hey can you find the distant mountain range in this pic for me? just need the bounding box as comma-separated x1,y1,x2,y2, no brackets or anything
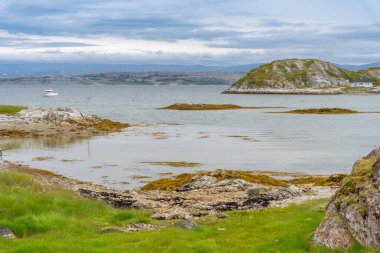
337,62,380,71
0,62,379,78
0,63,261,78
0,72,245,86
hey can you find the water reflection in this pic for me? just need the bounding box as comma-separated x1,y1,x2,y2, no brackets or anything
0,135,86,150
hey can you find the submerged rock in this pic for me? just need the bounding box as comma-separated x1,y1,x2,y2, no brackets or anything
0,227,16,239
313,147,380,249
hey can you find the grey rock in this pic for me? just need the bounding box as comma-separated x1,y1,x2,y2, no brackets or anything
215,179,251,190
172,220,198,230
216,213,229,219
131,199,162,209
364,147,380,159
0,227,15,239
177,176,217,192
313,204,352,249
247,188,260,198
78,188,135,208
151,207,192,220
101,223,161,234
314,148,380,249
269,186,301,200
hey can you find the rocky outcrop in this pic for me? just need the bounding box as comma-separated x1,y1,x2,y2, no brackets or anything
139,174,334,220
313,147,380,249
2,162,338,221
0,107,128,138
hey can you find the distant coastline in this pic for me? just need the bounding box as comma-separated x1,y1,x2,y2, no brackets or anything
223,87,380,95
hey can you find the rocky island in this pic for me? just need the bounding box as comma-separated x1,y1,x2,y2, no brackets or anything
224,59,380,94
0,106,129,138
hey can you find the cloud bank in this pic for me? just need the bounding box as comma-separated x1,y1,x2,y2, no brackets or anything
0,0,379,65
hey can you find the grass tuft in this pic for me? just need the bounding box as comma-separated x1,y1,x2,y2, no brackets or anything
289,174,346,186
0,105,26,115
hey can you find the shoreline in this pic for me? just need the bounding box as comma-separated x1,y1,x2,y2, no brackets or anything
222,88,380,95
0,161,340,220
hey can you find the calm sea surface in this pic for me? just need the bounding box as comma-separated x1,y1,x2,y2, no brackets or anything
1,83,380,189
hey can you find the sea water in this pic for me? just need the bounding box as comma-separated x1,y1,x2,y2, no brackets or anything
1,83,379,190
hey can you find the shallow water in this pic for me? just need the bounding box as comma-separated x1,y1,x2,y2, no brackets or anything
1,83,380,190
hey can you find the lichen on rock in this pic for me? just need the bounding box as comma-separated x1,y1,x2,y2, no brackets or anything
313,147,380,249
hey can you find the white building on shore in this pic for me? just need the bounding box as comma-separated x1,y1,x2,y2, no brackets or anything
349,77,373,87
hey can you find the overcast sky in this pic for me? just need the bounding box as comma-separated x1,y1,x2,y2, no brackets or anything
0,0,379,65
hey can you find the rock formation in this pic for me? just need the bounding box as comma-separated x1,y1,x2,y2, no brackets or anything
224,59,380,94
313,147,380,249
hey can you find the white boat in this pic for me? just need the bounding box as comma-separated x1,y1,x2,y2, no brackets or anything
43,89,58,96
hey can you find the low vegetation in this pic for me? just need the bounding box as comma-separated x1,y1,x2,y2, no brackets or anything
0,105,26,115
278,108,360,114
1,170,370,252
336,156,378,200
92,119,130,132
142,161,202,168
289,174,346,187
159,103,283,110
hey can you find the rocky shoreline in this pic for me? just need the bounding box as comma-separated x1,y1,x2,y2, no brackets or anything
0,161,338,221
0,107,129,138
223,87,380,95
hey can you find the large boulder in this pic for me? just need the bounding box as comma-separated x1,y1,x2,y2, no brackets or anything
313,147,380,249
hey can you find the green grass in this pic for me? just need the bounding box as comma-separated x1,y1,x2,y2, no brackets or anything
0,171,374,253
0,105,26,115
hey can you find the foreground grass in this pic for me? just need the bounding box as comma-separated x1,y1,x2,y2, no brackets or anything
0,105,26,115
0,171,372,253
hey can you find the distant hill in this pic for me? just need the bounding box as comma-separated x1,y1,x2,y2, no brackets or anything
0,63,261,77
1,61,378,77
0,72,244,86
229,59,360,90
225,59,380,94
359,67,380,86
338,62,380,71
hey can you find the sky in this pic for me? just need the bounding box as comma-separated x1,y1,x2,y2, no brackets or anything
0,0,379,65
